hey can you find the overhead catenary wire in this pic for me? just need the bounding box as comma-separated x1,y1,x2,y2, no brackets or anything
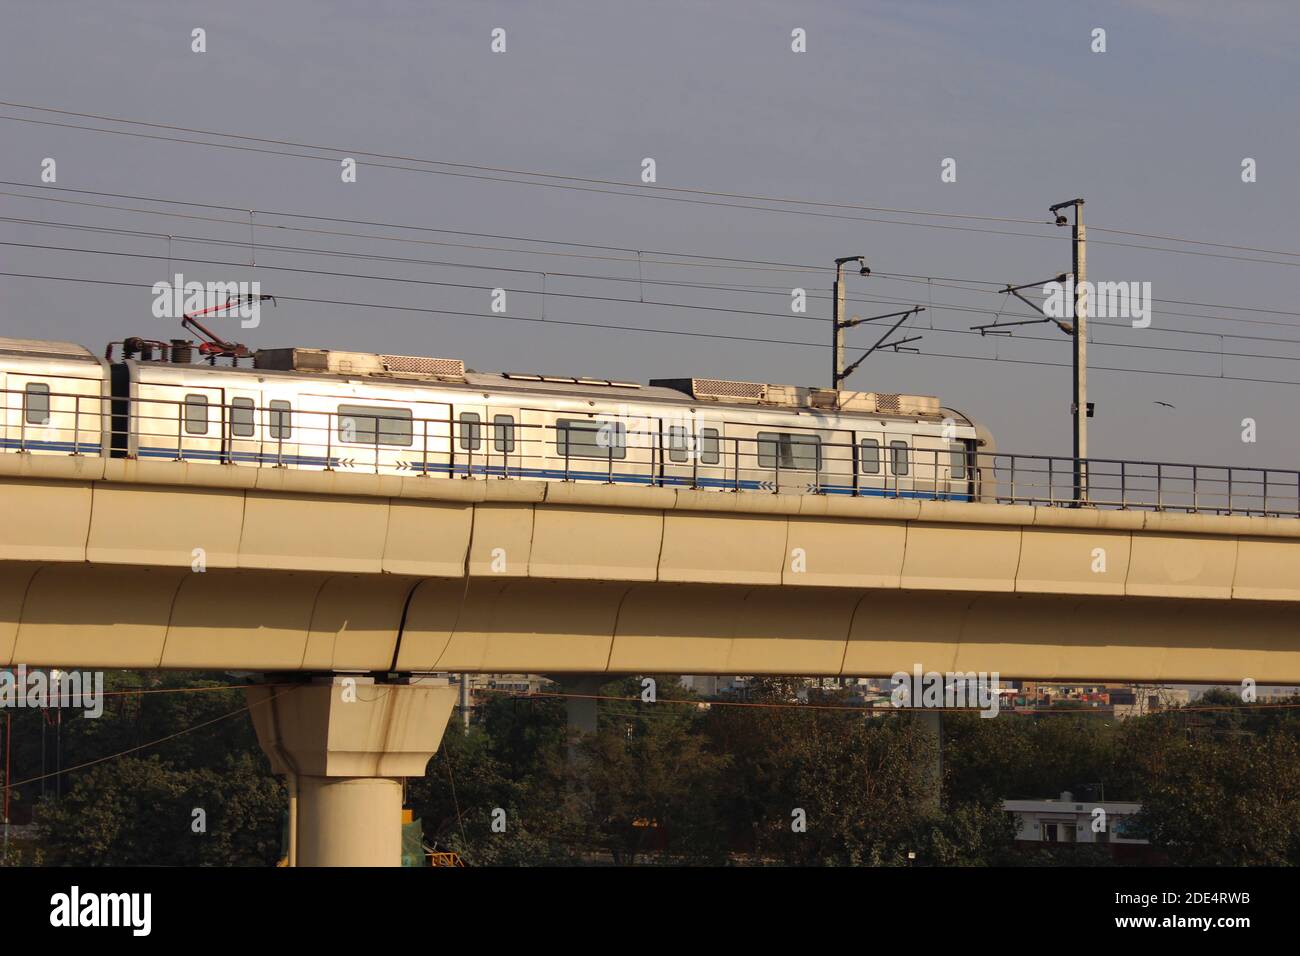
0,113,1067,240
7,183,1300,329
0,101,1052,225
10,237,1300,360
5,102,1299,267
7,268,1300,388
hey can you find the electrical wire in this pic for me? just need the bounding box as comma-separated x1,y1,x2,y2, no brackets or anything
7,184,1300,329
10,238,1300,360
6,268,1300,385
6,102,1298,267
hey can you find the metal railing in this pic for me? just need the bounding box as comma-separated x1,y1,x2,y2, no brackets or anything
2,384,1298,517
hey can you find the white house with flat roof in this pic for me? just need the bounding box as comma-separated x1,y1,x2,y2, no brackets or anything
1004,792,1147,847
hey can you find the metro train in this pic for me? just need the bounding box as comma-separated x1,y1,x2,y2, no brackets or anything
0,335,994,499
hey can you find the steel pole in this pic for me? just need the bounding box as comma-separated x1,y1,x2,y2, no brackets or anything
1072,201,1088,504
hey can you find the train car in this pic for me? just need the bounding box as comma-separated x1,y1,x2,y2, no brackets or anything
0,337,109,456
111,343,993,500
0,336,995,501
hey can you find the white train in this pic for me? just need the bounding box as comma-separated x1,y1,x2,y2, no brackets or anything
0,336,993,500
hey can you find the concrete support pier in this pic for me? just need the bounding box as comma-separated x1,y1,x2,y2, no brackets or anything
915,711,944,812
247,677,457,867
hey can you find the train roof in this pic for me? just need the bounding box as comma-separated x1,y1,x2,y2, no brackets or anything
97,339,968,423
243,346,948,419
0,336,100,362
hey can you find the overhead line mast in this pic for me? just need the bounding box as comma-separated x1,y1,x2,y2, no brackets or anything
1049,198,1087,505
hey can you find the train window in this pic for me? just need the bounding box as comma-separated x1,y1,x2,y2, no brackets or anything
889,440,909,476
859,438,881,474
699,427,720,465
493,414,516,453
459,412,482,451
269,400,292,440
667,426,690,463
230,398,255,437
337,404,413,447
555,418,627,459
23,383,50,425
949,444,967,480
757,431,821,471
184,394,209,435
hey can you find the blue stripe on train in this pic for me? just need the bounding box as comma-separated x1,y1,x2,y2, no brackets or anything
137,447,335,468
132,446,971,501
0,438,102,454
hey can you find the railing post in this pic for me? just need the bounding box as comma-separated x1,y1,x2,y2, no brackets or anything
733,437,740,492
422,418,429,477
325,411,332,470
1227,468,1233,514
852,439,860,497
1156,462,1163,510
1121,461,1127,509
1047,457,1053,507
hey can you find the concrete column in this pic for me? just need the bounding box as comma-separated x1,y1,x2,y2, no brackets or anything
564,676,603,736
247,677,457,867
915,710,943,812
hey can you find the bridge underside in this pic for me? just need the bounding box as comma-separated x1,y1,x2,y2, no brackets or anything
4,564,1298,682
5,457,1300,683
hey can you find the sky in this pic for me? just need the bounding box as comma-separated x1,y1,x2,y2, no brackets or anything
3,0,1300,469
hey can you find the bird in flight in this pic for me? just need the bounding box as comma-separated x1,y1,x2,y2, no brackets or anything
1153,401,1175,409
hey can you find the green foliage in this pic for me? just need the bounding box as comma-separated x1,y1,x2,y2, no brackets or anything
16,672,281,866
12,671,1300,867
1132,731,1300,865
38,753,283,866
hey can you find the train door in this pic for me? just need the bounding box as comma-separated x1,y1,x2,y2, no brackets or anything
225,385,263,465
855,425,886,497
883,427,915,498
819,426,856,493
450,402,487,477
658,412,701,488
330,395,421,475
486,406,523,478
259,391,301,468
173,383,225,462
754,425,825,494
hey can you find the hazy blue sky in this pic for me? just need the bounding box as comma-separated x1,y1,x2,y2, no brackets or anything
3,0,1299,466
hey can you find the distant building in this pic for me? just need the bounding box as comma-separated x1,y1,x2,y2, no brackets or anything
678,676,749,696
473,674,552,694
1004,791,1153,862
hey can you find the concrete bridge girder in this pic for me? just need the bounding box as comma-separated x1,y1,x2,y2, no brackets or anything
4,456,1300,681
